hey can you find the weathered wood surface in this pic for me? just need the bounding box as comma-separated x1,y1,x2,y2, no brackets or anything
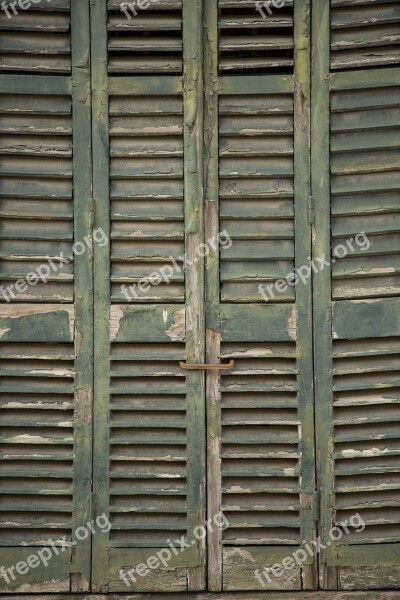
4,592,400,600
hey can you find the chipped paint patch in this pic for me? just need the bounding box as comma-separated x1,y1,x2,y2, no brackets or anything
0,327,11,338
8,433,74,443
287,305,297,340
284,468,296,477
342,447,388,458
165,308,185,341
33,368,74,377
76,388,93,424
8,579,70,593
110,306,124,341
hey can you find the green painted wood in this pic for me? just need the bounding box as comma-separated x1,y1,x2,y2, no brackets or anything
293,0,317,590
221,304,297,342
70,0,93,591
330,67,400,90
0,0,92,592
90,0,207,592
183,0,206,590
204,0,223,589
109,76,182,96
314,1,400,592
311,0,336,590
0,306,74,342
0,74,71,94
90,0,111,592
220,75,294,95
333,298,400,340
109,305,185,343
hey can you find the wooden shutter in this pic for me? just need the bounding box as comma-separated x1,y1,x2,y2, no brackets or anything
330,0,400,69
204,0,316,591
313,0,400,590
91,0,206,592
0,0,93,593
218,0,294,72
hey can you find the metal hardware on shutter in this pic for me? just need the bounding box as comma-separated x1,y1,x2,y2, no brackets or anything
179,360,235,370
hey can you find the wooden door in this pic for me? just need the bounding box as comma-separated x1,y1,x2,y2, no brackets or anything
89,0,318,592
204,0,317,591
1,0,400,594
91,0,207,591
0,0,93,592
313,0,400,591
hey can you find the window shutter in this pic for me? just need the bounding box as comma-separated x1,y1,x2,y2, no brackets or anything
0,0,93,593
204,0,316,591
0,0,71,73
107,0,183,74
330,0,400,69
218,0,294,72
313,0,400,590
91,0,206,592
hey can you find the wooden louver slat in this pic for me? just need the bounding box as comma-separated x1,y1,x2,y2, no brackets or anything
0,1,71,73
110,93,185,302
109,330,189,548
330,70,400,300
219,89,295,303
107,0,183,74
0,1,92,592
314,0,400,585
218,0,294,74
330,0,400,69
0,91,74,302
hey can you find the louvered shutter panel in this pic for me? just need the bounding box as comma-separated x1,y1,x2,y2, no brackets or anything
330,0,400,69
0,0,71,73
91,0,206,592
0,0,93,593
204,0,316,591
314,0,400,590
218,0,294,72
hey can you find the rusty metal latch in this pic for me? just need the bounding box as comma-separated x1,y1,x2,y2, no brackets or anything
179,360,235,371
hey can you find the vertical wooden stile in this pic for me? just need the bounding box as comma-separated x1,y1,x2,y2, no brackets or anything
71,0,93,590
183,0,207,590
204,0,223,591
91,0,110,591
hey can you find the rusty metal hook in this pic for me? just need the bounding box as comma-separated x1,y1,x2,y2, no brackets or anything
179,360,235,371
